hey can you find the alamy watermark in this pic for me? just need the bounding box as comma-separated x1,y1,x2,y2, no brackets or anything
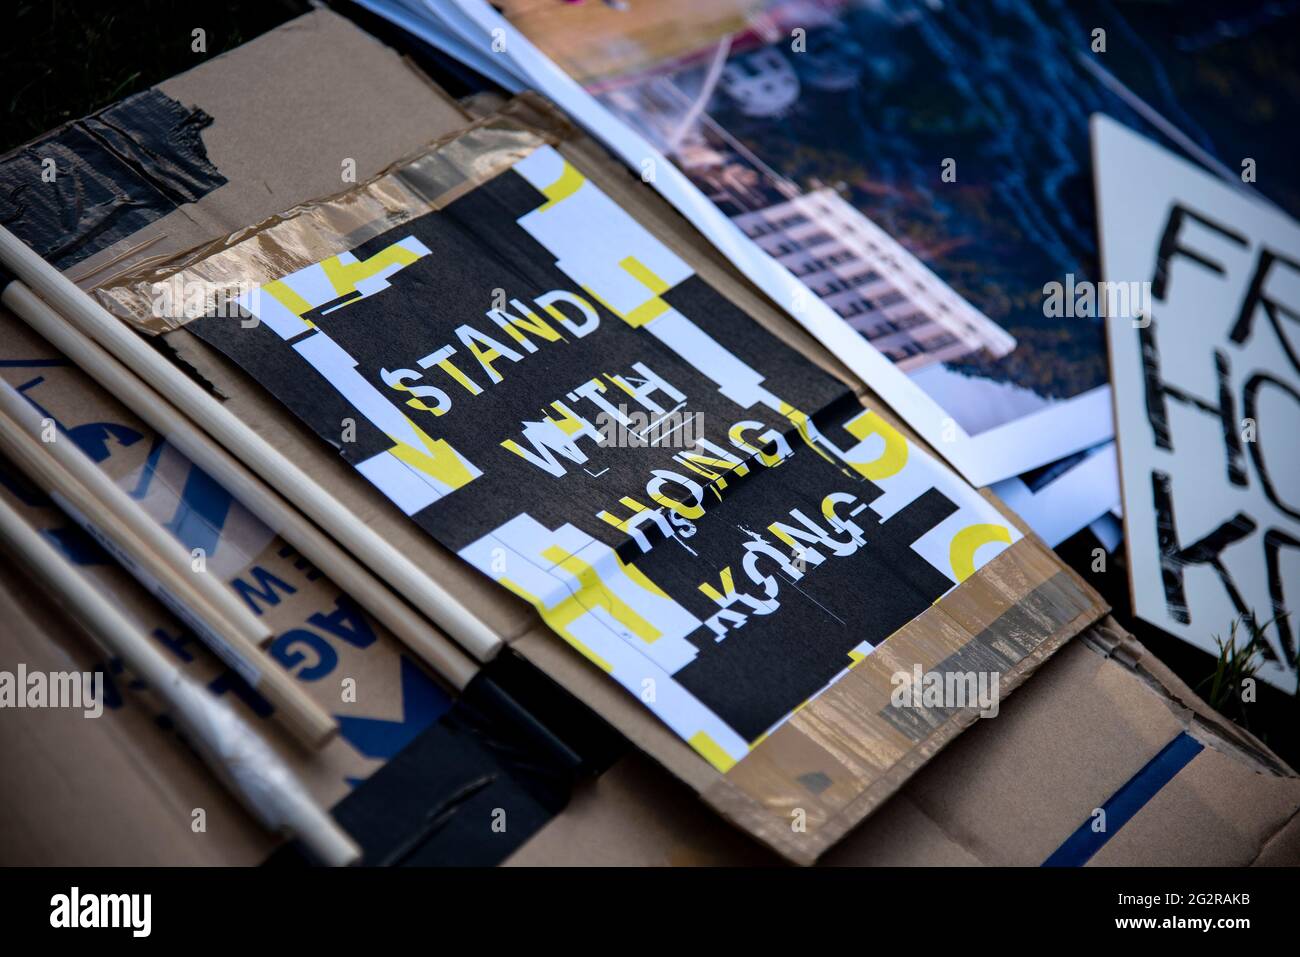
890,664,1000,717
596,405,703,449
150,277,262,325
0,665,104,718
50,887,151,937
1043,273,1152,325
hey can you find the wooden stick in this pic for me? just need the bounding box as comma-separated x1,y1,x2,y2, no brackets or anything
0,378,273,650
3,281,478,691
0,493,361,866
0,388,337,750
0,226,502,663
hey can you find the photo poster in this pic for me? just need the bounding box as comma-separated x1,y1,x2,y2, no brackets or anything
1096,116,1300,692
429,0,1299,493
187,145,1023,772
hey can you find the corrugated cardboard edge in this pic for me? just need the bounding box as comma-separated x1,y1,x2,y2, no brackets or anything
1084,619,1295,776
1254,806,1300,865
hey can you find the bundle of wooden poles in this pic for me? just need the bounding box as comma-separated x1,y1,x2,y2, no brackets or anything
0,224,497,865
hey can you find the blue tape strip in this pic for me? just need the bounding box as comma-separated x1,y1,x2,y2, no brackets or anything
1043,731,1204,867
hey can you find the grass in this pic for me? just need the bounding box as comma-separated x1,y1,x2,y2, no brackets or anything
1199,614,1295,736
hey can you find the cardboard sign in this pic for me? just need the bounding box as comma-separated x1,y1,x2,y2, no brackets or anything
181,145,1026,771
78,13,1104,858
1096,115,1300,690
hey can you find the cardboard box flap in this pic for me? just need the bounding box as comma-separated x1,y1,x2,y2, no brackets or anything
507,622,1300,866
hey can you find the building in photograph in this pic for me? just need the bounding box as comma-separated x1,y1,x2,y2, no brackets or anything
730,188,1016,370
605,78,1016,372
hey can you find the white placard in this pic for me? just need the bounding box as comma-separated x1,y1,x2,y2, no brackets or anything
1096,115,1300,691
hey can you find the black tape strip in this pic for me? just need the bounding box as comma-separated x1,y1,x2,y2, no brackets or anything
266,651,625,867
460,644,626,776
0,89,227,269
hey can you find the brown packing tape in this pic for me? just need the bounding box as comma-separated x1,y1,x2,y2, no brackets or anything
76,79,1108,860
94,120,553,330
896,629,1185,863
707,539,1100,862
